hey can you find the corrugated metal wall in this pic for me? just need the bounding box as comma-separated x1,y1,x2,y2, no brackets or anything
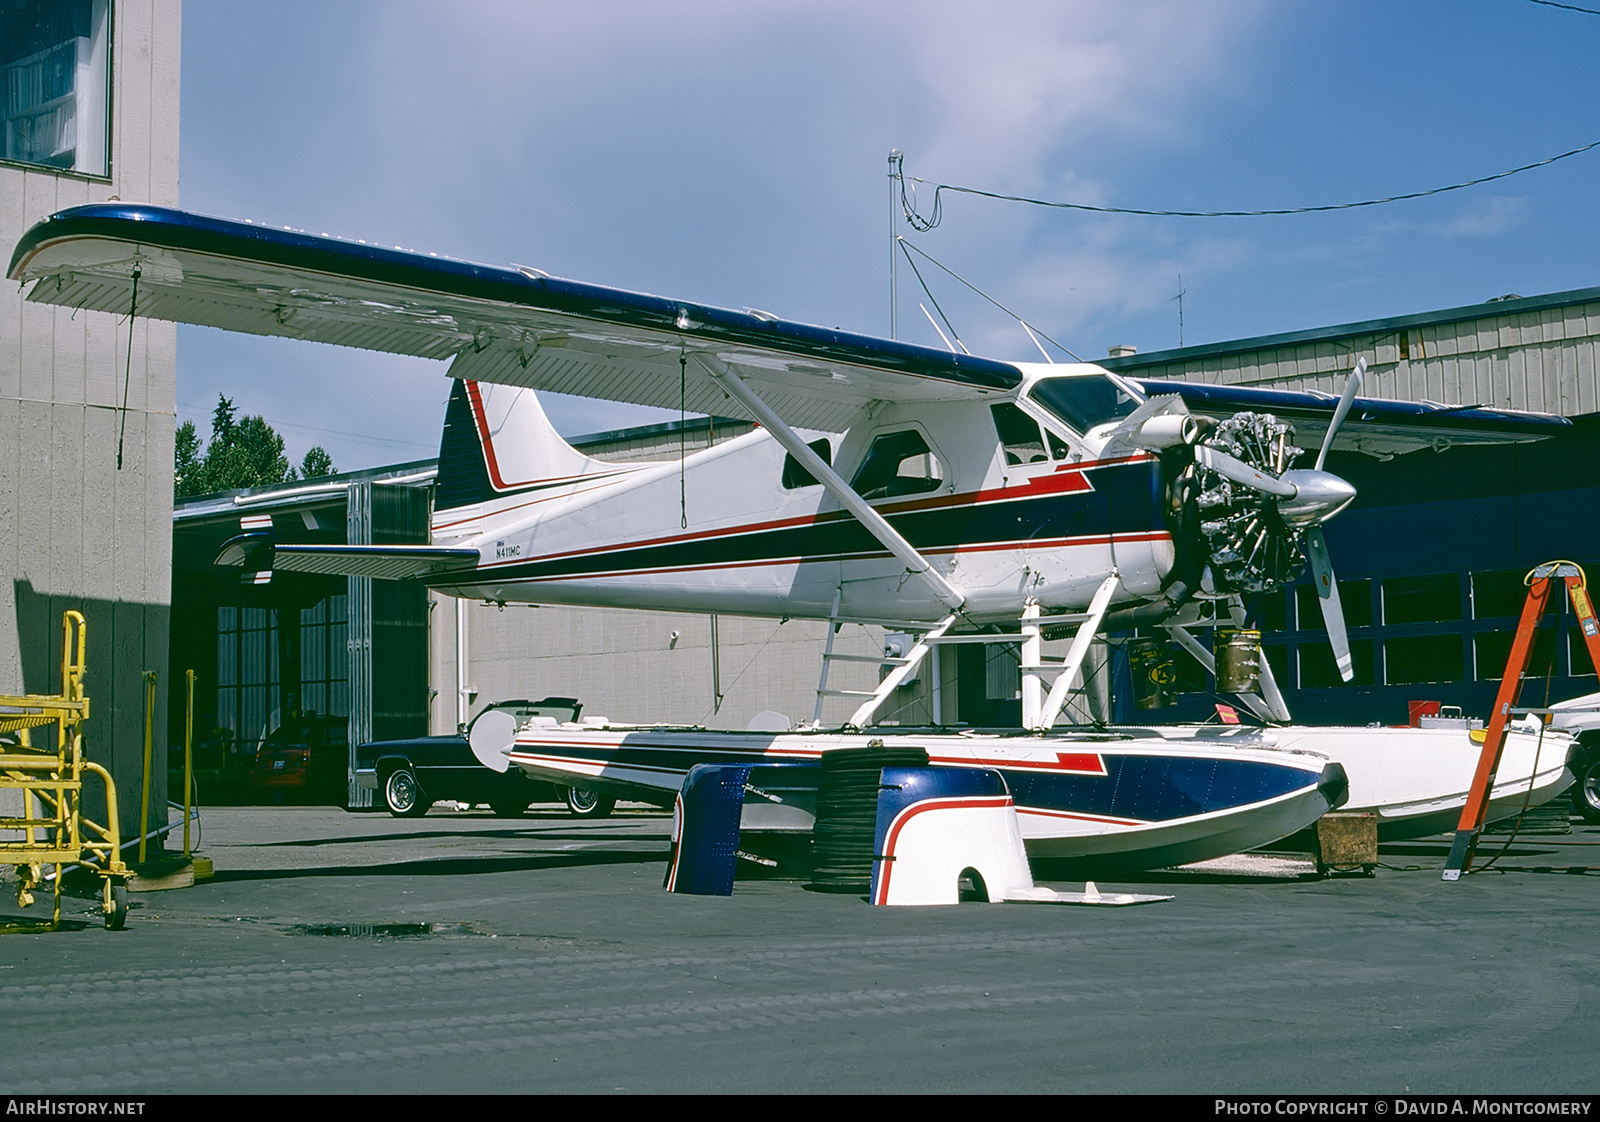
1116,298,1600,417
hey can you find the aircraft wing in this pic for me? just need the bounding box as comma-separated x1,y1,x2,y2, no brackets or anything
1132,378,1571,457
7,204,1021,433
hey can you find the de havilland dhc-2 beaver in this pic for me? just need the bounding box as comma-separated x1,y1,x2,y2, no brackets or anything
7,204,1580,869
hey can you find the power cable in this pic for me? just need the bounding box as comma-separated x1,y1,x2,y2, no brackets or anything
897,139,1600,227
1525,0,1600,15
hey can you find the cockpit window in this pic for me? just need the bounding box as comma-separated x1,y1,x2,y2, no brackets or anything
1027,375,1142,434
991,403,1051,466
851,429,943,501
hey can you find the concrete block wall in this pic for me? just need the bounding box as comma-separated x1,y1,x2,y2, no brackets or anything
430,595,888,734
0,0,181,840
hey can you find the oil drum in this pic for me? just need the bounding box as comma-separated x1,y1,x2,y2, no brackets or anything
1214,629,1262,694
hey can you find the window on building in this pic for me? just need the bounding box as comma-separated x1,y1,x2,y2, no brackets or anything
1475,628,1559,681
0,0,109,176
1471,569,1533,619
298,594,349,720
1567,629,1599,679
1263,644,1288,690
1253,590,1289,633
217,605,278,755
1296,578,1373,629
216,594,348,756
1298,639,1374,688
1382,574,1462,625
850,429,944,501
1385,634,1464,685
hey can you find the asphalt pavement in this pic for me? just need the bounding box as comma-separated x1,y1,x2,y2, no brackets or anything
1,803,1597,1095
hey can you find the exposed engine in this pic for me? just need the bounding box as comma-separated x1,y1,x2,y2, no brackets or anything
1186,412,1306,593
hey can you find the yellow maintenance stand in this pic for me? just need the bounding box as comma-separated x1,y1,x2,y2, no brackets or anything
0,611,130,930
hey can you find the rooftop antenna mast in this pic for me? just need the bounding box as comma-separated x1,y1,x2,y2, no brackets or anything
1174,272,1186,348
888,150,903,339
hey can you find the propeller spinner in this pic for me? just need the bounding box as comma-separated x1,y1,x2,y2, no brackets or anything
1187,360,1365,682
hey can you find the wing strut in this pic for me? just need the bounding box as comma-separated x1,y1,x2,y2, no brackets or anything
691,353,966,613
1032,575,1121,731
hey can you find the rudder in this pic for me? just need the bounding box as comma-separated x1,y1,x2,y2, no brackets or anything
434,379,620,514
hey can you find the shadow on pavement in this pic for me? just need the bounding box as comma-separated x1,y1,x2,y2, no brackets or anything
251,825,668,848
207,848,668,883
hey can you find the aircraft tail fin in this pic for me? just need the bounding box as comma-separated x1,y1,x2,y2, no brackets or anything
434,379,628,516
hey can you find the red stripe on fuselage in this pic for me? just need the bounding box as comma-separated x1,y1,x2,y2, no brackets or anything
481,530,1172,584
470,451,1155,572
924,751,1107,776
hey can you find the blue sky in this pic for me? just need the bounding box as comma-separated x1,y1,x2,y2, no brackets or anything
177,0,1600,471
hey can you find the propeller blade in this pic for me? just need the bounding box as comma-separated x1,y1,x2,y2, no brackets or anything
1304,526,1353,683
1315,358,1366,472
1194,445,1297,498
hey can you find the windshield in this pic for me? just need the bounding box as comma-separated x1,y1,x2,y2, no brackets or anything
1026,375,1142,434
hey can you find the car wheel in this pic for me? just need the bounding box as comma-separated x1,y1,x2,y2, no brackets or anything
564,786,616,818
384,767,430,818
1576,756,1600,825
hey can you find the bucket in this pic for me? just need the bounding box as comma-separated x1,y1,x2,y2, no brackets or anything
1215,629,1261,694
1128,638,1176,709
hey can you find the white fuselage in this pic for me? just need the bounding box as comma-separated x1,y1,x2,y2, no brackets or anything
430,374,1179,624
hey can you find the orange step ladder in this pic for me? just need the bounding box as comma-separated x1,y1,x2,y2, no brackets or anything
1442,561,1599,880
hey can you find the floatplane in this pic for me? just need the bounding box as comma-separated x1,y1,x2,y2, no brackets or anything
8,204,1577,869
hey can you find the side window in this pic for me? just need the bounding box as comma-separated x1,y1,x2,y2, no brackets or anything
781,438,833,490
850,429,943,501
991,402,1070,466
0,0,112,177
991,403,1049,466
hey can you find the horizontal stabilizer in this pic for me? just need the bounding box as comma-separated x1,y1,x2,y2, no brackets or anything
216,532,479,580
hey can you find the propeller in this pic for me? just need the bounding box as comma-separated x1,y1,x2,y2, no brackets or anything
1315,357,1365,472
1301,360,1363,682
1193,445,1296,498
1191,360,1365,682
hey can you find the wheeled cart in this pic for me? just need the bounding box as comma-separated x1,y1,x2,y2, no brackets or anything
1,611,130,930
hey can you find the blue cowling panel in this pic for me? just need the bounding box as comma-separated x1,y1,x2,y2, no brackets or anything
669,764,751,896
667,762,823,895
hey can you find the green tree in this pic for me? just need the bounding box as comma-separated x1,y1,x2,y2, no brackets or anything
174,394,336,498
174,419,204,496
299,445,335,479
